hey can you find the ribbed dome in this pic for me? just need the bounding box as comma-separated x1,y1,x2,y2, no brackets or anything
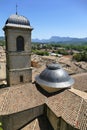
5,14,30,26
40,64,71,83
35,63,74,93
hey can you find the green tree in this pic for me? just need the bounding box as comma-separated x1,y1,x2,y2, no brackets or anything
73,52,87,62
0,122,3,130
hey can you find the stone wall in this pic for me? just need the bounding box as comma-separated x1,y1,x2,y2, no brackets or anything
2,105,44,130
5,28,31,52
46,106,79,130
46,106,60,130
1,104,80,130
5,26,32,86
7,68,32,86
60,118,78,130
8,53,31,69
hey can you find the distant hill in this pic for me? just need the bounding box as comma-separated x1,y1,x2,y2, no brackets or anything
1,36,87,44
32,36,87,44
0,36,5,40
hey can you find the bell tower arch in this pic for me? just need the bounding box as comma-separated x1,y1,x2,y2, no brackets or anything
3,14,33,86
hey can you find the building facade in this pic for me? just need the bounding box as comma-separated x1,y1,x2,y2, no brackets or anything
3,14,33,86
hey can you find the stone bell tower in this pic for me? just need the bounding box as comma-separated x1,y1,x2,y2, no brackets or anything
3,14,33,86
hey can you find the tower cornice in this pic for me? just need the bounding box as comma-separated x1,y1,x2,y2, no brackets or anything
3,24,33,31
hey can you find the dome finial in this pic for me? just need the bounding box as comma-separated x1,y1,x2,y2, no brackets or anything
16,4,18,15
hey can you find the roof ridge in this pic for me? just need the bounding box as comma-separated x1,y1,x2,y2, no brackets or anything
68,88,87,100
72,72,87,77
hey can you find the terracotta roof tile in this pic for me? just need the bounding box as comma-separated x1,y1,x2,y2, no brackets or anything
73,73,87,92
0,81,87,129
46,90,85,127
77,100,87,130
0,83,46,115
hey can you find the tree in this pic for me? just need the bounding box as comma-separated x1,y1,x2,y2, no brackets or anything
73,52,87,62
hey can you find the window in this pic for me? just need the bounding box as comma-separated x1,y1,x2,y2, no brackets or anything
20,75,23,82
16,36,24,51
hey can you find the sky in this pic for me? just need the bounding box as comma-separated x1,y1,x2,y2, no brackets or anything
0,0,87,39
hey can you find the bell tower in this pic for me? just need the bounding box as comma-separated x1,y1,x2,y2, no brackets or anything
3,14,33,86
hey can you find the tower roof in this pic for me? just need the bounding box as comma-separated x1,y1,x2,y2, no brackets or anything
5,14,30,26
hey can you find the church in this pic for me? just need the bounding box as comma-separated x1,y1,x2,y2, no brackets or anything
0,12,86,130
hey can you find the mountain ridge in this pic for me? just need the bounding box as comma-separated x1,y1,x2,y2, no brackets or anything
0,36,87,43
32,36,87,43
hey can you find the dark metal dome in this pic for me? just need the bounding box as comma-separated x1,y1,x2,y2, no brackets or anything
35,63,74,92
40,64,71,83
5,14,30,26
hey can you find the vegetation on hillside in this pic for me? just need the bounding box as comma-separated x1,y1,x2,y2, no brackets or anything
0,39,87,61
32,42,87,61
73,52,87,62
0,40,5,46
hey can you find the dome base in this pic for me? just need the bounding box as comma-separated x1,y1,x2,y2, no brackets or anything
38,83,62,93
35,63,74,93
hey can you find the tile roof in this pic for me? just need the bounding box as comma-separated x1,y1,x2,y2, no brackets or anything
0,83,46,115
46,89,87,129
0,75,87,129
76,100,87,130
69,88,87,100
72,73,87,92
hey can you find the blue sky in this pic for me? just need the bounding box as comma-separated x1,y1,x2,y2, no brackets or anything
0,0,87,39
